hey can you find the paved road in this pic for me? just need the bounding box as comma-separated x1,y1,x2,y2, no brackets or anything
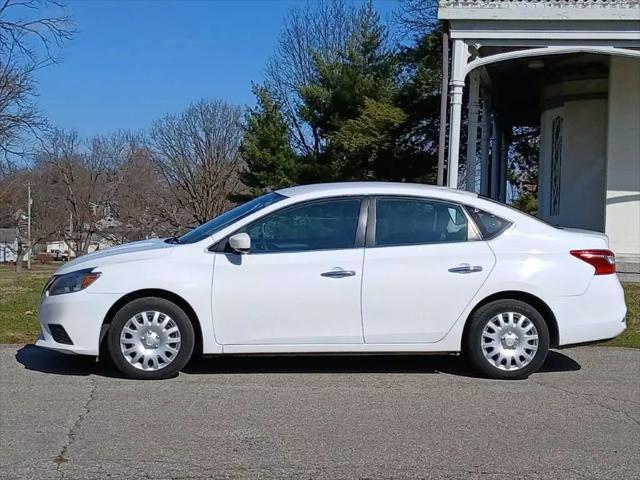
1,345,639,480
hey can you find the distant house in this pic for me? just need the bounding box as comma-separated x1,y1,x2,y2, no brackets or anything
46,234,119,258
45,240,75,259
0,228,19,263
437,0,640,273
86,234,119,253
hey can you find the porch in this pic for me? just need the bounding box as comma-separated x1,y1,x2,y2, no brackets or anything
438,0,640,271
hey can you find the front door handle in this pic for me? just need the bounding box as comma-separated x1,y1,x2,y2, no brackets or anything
448,265,483,274
321,269,356,278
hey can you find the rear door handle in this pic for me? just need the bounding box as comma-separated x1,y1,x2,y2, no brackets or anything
448,265,483,274
321,269,356,278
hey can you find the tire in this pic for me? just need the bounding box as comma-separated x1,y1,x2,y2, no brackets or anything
465,299,549,380
107,297,195,380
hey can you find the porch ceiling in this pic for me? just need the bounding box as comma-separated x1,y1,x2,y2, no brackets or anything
484,53,610,127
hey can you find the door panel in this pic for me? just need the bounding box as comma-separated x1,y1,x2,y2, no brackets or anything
361,196,496,343
211,197,366,345
212,249,364,344
362,242,495,343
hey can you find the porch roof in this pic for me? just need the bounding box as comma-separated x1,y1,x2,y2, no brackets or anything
439,0,640,21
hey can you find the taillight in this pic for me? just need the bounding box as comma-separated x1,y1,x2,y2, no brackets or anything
570,249,616,275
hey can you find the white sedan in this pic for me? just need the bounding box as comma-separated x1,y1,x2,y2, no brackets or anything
36,182,627,380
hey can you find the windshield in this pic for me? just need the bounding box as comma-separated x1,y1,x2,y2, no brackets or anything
174,192,286,244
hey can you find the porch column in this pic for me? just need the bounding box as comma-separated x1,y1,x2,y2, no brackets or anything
437,31,449,187
498,128,511,203
446,39,469,188
465,71,480,192
490,118,501,200
479,91,492,196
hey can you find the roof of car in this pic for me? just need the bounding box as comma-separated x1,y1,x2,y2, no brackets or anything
277,182,479,201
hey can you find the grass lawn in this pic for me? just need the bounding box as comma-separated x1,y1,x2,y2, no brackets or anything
605,282,640,348
0,264,57,344
1,262,639,347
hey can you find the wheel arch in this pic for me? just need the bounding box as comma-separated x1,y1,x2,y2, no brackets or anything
100,289,203,356
462,291,559,348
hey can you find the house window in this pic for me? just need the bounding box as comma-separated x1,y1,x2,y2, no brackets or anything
550,116,563,216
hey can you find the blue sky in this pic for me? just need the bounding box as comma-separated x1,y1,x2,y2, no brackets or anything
35,0,400,138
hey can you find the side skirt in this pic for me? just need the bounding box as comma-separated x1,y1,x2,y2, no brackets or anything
220,344,461,355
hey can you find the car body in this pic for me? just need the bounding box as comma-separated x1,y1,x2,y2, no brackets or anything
35,182,627,379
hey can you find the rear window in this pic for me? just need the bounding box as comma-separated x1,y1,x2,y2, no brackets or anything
467,207,512,240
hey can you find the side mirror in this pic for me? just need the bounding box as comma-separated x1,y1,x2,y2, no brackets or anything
228,232,251,254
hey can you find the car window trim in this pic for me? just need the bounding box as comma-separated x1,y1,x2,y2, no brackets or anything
365,195,481,248
211,195,368,254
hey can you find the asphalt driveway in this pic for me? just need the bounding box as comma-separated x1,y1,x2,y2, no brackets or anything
1,344,638,480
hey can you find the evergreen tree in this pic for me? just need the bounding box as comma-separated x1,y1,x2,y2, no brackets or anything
388,28,443,183
298,1,403,180
239,86,300,198
240,1,445,193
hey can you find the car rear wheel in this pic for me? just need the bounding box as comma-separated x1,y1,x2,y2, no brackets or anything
107,297,195,380
466,299,550,380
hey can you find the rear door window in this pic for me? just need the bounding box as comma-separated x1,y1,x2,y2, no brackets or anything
374,198,468,247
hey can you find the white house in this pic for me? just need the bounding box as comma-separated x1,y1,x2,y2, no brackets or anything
0,228,18,263
438,0,640,274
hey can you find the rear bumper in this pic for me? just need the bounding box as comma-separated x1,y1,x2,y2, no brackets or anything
35,291,121,356
550,274,627,347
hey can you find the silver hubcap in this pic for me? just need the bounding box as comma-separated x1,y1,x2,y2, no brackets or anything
481,312,539,371
120,311,181,371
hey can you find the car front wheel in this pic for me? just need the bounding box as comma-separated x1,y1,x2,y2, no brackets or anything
466,299,550,380
107,297,195,380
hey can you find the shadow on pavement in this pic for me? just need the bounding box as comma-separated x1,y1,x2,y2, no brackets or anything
15,344,123,378
15,344,581,379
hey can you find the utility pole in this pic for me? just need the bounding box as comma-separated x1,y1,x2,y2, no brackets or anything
27,182,32,270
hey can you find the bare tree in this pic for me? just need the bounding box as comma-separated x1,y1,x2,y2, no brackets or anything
0,0,74,160
0,0,74,65
149,99,244,226
0,165,49,270
13,130,176,256
0,162,26,227
25,161,66,242
111,144,176,241
395,0,438,33
39,129,132,256
264,0,358,159
0,53,42,158
0,152,21,205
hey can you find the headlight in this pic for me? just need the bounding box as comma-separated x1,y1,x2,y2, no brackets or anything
46,269,101,296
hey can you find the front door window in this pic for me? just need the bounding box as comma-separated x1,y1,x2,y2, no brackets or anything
244,198,362,253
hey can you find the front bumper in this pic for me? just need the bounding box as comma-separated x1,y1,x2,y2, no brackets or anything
35,291,122,356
